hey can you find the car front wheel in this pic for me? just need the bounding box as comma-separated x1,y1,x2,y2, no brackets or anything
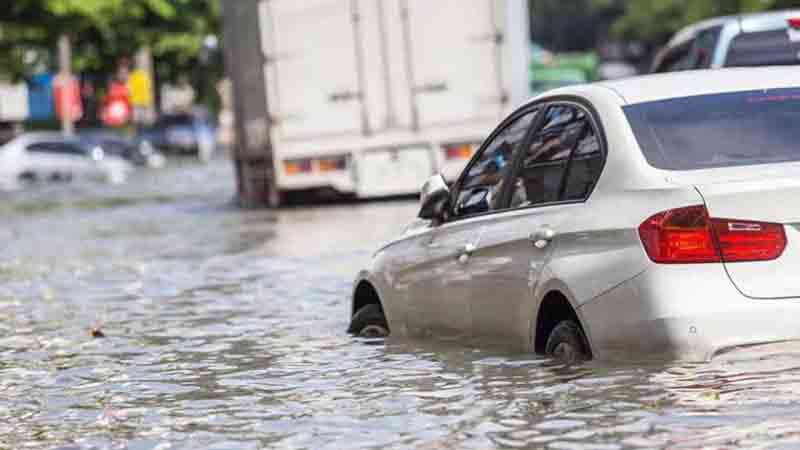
348,304,389,338
545,320,590,362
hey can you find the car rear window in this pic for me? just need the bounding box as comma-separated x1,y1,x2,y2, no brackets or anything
624,87,800,170
725,30,800,67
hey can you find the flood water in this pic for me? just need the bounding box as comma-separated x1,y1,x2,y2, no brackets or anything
3,160,800,450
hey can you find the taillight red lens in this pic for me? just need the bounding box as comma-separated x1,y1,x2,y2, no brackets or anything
712,219,786,262
638,205,786,264
788,17,800,29
639,205,719,263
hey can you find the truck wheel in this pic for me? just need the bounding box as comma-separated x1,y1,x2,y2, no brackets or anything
545,320,590,362
348,304,389,338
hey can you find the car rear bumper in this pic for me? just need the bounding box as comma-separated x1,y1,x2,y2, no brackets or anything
579,263,800,361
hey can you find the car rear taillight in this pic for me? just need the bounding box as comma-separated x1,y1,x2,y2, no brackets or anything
712,219,786,262
788,17,800,29
638,205,786,264
639,205,718,263
444,143,476,160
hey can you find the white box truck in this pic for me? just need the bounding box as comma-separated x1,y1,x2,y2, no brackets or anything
259,0,531,199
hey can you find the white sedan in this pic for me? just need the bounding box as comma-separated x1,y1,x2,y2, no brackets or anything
0,132,132,190
348,66,800,362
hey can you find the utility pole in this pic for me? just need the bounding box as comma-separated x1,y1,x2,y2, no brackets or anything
57,34,74,135
222,0,278,207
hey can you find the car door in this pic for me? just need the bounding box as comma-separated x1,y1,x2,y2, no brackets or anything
405,106,540,338
24,142,67,178
51,141,96,178
466,103,606,342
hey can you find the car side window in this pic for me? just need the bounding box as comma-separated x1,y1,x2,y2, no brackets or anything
62,143,87,156
562,117,603,201
452,109,538,217
28,142,84,156
725,30,798,67
26,143,51,153
689,27,721,69
653,41,693,73
508,104,602,209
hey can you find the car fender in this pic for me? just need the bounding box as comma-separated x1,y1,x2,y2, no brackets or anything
350,235,419,336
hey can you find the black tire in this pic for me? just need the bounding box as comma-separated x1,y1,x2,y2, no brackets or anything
347,304,389,338
545,320,591,362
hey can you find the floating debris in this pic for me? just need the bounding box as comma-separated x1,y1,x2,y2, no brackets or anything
89,327,105,338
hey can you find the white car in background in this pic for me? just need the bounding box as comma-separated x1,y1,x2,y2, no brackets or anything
652,9,800,72
349,66,800,362
0,132,133,190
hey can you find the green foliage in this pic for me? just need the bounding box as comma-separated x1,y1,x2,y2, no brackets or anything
0,0,220,88
611,0,800,43
529,0,625,51
529,0,799,60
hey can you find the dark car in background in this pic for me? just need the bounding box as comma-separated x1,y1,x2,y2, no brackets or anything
79,129,166,169
139,110,217,161
652,10,800,73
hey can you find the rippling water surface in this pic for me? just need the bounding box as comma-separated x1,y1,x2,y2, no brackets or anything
2,160,800,450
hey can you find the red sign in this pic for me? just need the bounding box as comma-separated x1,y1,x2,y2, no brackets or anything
101,81,132,127
53,74,83,122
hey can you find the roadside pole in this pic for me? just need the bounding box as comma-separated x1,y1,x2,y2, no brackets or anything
506,0,533,107
57,34,74,135
222,0,278,208
131,46,156,126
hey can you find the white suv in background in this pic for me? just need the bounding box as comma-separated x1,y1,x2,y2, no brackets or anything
652,10,800,73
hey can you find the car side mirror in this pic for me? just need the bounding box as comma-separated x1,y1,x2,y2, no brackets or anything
418,174,450,221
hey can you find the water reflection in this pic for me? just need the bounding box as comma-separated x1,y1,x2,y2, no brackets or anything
0,161,800,449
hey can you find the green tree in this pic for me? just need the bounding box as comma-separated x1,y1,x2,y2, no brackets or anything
611,0,800,44
529,0,625,51
0,0,221,105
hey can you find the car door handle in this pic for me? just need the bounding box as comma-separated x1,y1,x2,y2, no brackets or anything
529,228,556,249
458,242,476,264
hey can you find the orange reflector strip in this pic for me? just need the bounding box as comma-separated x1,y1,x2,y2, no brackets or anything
445,144,475,160
284,159,312,175
318,157,347,172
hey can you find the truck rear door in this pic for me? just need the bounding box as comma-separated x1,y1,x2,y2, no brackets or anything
401,0,507,129
260,0,367,141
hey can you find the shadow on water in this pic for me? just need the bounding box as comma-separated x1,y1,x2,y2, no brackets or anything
1,161,800,449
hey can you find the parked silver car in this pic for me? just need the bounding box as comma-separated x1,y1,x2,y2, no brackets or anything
349,66,800,362
652,9,800,73
0,132,132,190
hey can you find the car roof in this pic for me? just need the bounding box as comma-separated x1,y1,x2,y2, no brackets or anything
668,15,736,47
7,132,95,150
738,9,800,33
78,129,125,140
19,131,72,140
539,66,800,106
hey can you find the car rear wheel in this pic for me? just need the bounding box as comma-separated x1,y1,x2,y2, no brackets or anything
545,320,590,362
348,304,389,338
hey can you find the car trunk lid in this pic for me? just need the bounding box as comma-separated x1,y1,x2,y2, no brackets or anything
696,177,800,299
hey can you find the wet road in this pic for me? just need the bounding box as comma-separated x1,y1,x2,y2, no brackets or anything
2,160,800,449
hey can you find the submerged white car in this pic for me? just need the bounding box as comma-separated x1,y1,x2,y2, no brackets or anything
349,66,800,362
0,132,132,190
